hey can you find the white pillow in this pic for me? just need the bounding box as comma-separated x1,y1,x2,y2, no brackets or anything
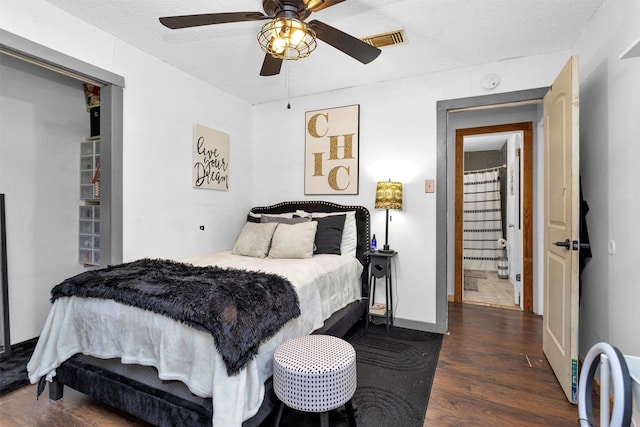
310,211,357,258
295,209,312,219
268,222,318,259
231,222,278,258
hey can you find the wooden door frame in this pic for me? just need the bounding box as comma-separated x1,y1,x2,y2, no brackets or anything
454,122,534,312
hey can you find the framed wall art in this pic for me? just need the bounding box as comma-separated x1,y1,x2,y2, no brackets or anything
192,124,230,190
305,104,359,195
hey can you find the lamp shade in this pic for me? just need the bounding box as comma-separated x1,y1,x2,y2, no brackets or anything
375,181,403,210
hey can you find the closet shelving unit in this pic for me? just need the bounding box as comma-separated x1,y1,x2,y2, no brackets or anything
78,137,100,266
79,85,101,266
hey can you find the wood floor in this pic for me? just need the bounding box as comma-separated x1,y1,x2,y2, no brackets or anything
0,303,582,426
425,302,581,426
463,270,519,309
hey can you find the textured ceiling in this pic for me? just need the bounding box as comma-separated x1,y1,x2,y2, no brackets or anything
43,0,603,105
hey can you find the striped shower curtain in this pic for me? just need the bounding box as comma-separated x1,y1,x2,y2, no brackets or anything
463,170,504,271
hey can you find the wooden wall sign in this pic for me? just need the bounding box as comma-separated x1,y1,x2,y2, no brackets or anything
192,124,230,191
305,104,359,195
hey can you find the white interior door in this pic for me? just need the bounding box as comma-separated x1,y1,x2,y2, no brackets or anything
506,133,523,306
542,56,580,403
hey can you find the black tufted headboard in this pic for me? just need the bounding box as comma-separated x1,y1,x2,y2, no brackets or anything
250,201,371,297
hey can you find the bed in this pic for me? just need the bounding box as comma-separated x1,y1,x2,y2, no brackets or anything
27,201,370,426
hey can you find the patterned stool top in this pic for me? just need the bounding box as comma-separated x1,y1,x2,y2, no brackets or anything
273,335,357,413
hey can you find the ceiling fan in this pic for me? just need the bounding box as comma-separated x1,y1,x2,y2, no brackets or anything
159,0,381,76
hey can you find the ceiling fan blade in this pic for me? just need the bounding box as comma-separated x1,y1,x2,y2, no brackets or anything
304,0,346,12
260,54,283,76
308,20,381,64
159,12,268,29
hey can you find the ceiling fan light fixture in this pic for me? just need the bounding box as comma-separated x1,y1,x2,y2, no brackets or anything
258,17,317,60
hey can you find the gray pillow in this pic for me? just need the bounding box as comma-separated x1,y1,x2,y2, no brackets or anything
231,222,278,258
261,215,310,225
268,222,318,259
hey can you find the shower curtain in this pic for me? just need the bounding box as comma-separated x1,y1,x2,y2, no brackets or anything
463,170,504,271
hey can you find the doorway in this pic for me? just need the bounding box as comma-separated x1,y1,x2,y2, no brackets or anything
454,123,533,311
434,88,548,333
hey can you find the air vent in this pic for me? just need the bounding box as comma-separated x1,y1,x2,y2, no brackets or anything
361,30,406,48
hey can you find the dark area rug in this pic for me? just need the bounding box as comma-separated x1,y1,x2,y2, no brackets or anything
262,323,443,427
0,338,37,397
2,325,443,427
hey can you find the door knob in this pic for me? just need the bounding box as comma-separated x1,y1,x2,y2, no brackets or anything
554,239,571,250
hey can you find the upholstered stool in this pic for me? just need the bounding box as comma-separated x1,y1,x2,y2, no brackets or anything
273,335,357,427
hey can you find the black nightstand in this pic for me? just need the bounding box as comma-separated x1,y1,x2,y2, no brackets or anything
365,251,397,332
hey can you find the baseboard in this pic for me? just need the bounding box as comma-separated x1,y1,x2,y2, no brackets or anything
0,337,38,362
393,317,444,334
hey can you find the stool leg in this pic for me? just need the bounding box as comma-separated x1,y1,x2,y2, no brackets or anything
320,411,330,427
345,400,357,426
273,402,285,427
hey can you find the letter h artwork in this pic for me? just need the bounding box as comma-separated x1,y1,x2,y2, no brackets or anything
304,105,360,195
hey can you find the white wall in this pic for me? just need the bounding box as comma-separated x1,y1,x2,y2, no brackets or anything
572,0,640,357
114,40,255,262
253,52,568,328
0,54,89,344
1,0,254,342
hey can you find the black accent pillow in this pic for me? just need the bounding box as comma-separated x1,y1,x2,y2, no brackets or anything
313,214,346,255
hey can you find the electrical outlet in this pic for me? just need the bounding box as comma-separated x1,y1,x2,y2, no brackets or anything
425,179,435,193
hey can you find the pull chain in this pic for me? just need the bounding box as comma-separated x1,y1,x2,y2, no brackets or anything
286,61,291,109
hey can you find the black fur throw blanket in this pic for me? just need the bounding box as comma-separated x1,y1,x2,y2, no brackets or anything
51,258,301,375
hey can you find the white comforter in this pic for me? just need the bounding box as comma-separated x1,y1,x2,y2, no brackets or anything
27,251,363,426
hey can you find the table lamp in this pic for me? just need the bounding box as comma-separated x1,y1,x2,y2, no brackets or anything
374,180,402,253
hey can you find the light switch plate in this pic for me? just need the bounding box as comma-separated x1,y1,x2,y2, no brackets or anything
425,179,434,193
